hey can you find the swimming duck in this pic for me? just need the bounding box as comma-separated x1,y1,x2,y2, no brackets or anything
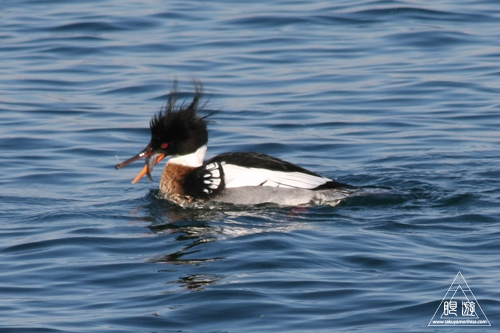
116,82,350,206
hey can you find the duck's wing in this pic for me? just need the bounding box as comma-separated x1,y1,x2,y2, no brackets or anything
206,152,345,190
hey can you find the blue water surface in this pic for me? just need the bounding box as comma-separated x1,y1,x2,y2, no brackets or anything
1,0,500,332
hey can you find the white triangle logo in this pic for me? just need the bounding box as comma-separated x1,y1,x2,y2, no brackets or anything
429,271,490,326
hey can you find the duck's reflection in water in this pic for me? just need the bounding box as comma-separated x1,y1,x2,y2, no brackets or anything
139,190,315,290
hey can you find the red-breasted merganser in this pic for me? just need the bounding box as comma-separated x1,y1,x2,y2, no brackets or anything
116,82,351,206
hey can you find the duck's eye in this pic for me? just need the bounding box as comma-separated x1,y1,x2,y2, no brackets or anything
161,143,168,149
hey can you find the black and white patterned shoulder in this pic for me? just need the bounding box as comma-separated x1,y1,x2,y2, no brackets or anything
183,161,225,198
202,162,224,193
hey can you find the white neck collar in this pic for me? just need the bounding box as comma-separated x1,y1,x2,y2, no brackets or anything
167,145,207,167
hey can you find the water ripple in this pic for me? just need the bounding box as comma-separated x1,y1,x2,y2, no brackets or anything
1,0,500,331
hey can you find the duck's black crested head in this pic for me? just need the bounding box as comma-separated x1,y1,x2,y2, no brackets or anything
149,81,208,156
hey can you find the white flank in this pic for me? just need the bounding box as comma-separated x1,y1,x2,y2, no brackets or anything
168,145,207,167
222,163,330,189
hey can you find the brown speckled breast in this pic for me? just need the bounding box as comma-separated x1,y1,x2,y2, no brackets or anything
159,163,195,195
